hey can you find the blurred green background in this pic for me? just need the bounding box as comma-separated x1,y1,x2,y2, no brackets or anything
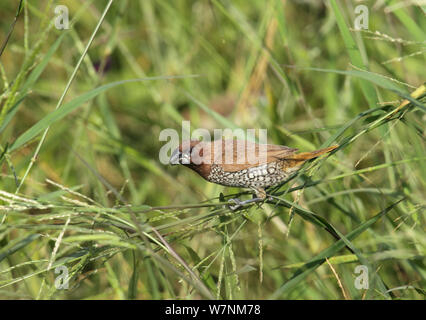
0,0,424,299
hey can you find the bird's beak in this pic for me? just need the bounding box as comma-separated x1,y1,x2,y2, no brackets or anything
169,149,181,165
170,148,191,165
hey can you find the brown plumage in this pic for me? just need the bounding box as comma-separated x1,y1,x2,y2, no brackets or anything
170,139,337,203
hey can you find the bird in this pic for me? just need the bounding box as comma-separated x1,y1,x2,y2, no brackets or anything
170,139,338,209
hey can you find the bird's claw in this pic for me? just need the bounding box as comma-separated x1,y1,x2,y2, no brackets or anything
227,197,264,211
227,198,244,211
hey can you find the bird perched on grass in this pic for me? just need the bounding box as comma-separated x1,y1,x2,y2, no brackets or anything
170,139,337,209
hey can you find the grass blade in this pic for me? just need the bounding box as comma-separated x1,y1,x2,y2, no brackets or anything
329,0,378,107
269,199,403,299
9,76,197,152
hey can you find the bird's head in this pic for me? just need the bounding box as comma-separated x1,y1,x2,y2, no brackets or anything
169,140,205,165
170,140,212,177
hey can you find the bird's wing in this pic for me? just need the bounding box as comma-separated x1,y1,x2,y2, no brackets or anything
215,140,298,172
265,144,298,159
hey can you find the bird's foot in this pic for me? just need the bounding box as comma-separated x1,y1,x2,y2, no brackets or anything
227,197,263,211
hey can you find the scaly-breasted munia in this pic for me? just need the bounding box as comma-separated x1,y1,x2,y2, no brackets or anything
170,139,337,209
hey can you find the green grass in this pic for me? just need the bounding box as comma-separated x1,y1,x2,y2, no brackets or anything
0,0,425,300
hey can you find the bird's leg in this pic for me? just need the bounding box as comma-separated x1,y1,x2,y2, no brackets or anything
227,188,266,210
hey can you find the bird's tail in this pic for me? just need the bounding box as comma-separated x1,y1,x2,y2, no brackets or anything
290,145,338,161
